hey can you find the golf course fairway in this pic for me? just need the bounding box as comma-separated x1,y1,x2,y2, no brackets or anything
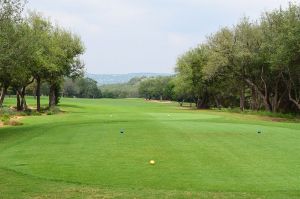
0,98,300,198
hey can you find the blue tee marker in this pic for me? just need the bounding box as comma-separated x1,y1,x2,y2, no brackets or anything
257,130,262,134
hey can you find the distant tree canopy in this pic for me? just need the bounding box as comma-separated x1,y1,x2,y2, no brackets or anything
101,76,147,98
138,76,175,100
0,0,85,111
63,77,101,99
100,76,175,100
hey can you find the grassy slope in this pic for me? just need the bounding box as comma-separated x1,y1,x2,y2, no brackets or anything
0,98,300,198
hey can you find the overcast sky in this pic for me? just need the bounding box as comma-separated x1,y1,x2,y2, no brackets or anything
26,0,296,74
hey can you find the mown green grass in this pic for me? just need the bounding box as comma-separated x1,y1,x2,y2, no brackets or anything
0,98,300,198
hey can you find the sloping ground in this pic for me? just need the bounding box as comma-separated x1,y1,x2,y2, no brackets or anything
0,98,300,198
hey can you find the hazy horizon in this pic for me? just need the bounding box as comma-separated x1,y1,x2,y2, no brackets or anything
27,0,295,74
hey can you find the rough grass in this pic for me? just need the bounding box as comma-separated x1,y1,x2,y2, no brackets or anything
0,97,300,198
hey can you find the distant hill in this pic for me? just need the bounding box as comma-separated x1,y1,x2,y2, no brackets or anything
87,73,172,85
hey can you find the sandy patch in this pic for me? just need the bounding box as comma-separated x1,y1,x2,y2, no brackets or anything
146,99,173,104
12,116,24,120
0,115,24,128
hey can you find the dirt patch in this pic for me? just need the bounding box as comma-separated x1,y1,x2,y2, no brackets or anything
270,118,289,122
0,115,24,128
146,99,173,104
12,116,24,120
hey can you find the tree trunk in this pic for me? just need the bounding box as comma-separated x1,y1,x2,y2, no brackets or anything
263,93,273,112
214,96,220,109
288,92,300,110
54,84,61,105
16,91,22,111
0,86,8,107
36,77,41,112
271,78,286,113
245,79,272,112
197,92,209,109
284,74,300,111
20,86,27,110
251,87,259,110
49,84,56,108
196,98,201,109
240,84,245,111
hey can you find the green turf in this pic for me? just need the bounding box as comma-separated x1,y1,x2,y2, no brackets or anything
0,98,300,198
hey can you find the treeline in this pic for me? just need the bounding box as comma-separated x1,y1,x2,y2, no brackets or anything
63,77,101,99
99,76,175,100
138,76,175,100
101,77,146,98
0,0,85,111
138,3,300,113
175,3,300,113
139,4,300,113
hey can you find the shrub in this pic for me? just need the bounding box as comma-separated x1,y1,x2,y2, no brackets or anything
46,107,61,115
0,114,10,123
0,107,17,116
3,120,23,126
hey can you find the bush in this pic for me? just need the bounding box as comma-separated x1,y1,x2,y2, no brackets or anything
212,108,299,120
22,109,42,116
46,107,61,115
3,120,23,126
0,107,17,116
0,114,10,123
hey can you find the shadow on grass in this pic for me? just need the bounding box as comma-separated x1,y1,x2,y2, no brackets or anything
60,104,84,109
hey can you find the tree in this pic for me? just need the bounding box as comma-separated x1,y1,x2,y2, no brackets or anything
173,3,300,113
175,45,210,109
9,22,35,110
24,13,85,110
271,4,300,110
77,78,101,98
46,27,85,107
25,13,54,111
63,77,101,99
0,0,26,107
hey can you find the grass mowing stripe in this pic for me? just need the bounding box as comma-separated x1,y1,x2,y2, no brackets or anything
0,97,300,198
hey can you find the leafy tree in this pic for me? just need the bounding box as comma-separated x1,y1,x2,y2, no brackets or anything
24,13,85,110
138,76,175,101
47,27,85,107
174,3,300,113
9,22,35,110
25,12,54,111
0,0,26,107
175,45,210,108
63,77,101,99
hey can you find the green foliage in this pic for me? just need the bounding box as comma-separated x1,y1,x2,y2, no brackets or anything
0,114,10,123
0,107,16,116
174,3,300,113
63,77,101,98
46,106,61,115
174,45,211,108
138,76,175,100
0,4,85,111
101,76,146,98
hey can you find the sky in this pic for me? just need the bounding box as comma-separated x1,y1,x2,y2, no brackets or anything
26,0,296,74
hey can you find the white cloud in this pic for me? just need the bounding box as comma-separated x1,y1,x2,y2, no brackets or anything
26,0,299,74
